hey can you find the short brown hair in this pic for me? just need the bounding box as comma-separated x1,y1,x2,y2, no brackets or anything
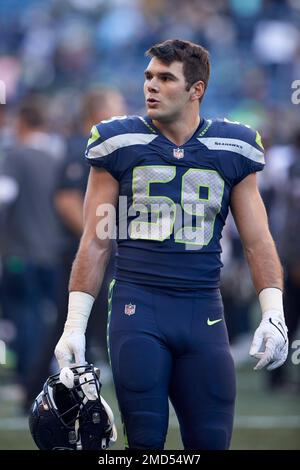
18,95,46,128
146,39,210,97
81,88,111,123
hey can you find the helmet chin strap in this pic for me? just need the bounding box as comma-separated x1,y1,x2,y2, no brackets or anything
74,396,89,450
100,396,118,444
75,417,82,450
80,372,98,400
59,367,75,388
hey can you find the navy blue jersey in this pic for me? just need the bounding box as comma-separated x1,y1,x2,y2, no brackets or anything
85,116,265,289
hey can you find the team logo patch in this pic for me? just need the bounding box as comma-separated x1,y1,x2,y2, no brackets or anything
124,303,136,316
173,148,184,159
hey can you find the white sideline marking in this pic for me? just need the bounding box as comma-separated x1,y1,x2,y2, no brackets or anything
0,416,300,431
168,415,300,429
0,418,29,430
235,416,300,429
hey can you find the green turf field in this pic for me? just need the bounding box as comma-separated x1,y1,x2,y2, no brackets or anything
0,366,299,450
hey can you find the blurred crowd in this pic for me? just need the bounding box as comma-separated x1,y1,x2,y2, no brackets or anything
0,0,300,134
0,0,299,411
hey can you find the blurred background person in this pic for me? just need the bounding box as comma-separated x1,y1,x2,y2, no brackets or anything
0,95,63,392
55,87,127,365
24,87,127,410
259,130,300,391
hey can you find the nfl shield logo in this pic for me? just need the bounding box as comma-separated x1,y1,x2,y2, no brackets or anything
124,303,136,316
173,148,184,159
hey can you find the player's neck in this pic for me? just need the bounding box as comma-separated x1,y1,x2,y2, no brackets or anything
153,113,201,147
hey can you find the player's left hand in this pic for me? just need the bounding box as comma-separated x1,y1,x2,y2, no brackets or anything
249,310,288,370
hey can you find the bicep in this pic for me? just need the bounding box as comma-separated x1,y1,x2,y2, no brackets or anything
82,167,119,242
230,173,270,248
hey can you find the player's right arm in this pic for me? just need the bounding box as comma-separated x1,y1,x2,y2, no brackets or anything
55,167,119,369
69,167,119,297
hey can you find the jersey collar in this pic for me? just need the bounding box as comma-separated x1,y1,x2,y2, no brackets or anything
143,116,207,147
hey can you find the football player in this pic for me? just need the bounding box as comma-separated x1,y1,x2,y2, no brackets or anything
55,39,288,450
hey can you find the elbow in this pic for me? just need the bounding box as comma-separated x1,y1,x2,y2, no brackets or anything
90,236,112,261
244,236,276,257
244,237,283,271
79,231,113,263
244,243,258,260
244,240,266,262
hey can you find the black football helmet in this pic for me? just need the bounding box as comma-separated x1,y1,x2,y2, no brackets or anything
29,364,117,450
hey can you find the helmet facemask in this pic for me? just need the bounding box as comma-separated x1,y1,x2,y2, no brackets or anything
29,364,117,450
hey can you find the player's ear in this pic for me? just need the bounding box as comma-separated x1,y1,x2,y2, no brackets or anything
190,80,205,102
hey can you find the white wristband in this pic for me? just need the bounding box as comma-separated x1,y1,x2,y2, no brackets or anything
259,288,284,320
64,291,95,333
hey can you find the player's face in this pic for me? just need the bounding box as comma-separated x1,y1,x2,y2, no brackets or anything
144,58,191,123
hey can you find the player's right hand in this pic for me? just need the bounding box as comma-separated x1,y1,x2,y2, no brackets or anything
54,328,86,369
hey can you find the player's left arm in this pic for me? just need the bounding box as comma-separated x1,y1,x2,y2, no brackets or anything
230,173,288,370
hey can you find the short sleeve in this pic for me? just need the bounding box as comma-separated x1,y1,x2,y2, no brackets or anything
84,124,120,180
233,127,265,185
57,137,89,192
